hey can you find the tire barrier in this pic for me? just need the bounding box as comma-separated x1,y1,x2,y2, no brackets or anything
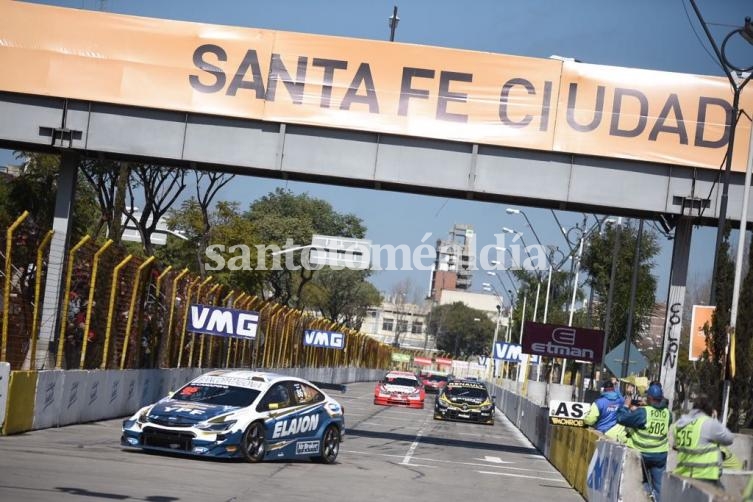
3,366,383,436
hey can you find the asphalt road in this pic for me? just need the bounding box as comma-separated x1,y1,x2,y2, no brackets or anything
0,382,582,502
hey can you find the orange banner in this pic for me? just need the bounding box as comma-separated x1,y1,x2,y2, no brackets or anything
690,305,715,361
0,0,750,171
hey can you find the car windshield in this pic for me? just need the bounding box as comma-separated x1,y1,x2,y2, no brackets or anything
446,385,488,400
172,383,261,407
383,377,418,387
427,375,448,383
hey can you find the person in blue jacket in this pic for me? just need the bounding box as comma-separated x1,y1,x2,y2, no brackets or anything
617,383,672,501
584,379,625,436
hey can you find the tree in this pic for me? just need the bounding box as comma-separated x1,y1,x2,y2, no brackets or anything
246,188,365,307
126,164,187,257
192,170,235,277
389,278,420,346
304,269,381,329
728,229,753,431
697,227,733,418
428,302,495,358
581,221,659,353
164,200,263,292
79,159,131,242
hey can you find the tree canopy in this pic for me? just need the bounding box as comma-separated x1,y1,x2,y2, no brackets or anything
428,302,496,358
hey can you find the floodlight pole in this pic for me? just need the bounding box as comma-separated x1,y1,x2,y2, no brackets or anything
621,219,644,378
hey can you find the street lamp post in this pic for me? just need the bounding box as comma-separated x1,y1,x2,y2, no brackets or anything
388,6,400,42
686,2,753,304
487,305,502,381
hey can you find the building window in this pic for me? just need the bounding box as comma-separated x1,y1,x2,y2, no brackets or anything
396,320,408,333
411,322,423,334
382,318,394,331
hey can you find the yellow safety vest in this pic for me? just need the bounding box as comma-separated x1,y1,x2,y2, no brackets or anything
673,415,722,481
631,406,670,453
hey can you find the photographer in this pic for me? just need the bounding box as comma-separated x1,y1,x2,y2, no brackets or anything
617,383,671,501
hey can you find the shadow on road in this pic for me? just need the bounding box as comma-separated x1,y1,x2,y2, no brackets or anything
346,428,538,456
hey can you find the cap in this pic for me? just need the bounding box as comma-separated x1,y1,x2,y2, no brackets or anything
601,380,615,390
647,383,663,399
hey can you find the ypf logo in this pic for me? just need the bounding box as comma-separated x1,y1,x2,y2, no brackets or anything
552,328,576,345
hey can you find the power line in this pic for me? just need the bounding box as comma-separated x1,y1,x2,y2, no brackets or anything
681,0,725,73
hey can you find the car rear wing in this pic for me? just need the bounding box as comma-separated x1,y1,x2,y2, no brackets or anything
311,381,347,394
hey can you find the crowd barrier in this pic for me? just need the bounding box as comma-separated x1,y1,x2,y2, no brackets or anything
0,362,8,433
2,366,384,435
489,378,753,501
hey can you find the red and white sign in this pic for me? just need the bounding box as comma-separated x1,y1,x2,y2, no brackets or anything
522,321,605,363
435,357,452,366
413,356,432,366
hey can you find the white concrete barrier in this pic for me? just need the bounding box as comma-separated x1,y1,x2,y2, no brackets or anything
662,473,736,502
58,370,88,426
24,365,383,433
32,369,65,429
0,362,10,433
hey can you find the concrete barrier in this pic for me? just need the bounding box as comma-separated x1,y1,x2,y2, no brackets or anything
32,369,65,429
3,370,38,434
0,362,10,433
662,473,737,502
526,380,547,405
4,365,383,435
548,383,574,403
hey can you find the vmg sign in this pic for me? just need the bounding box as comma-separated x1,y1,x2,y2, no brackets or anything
188,304,259,339
493,342,540,363
303,330,345,349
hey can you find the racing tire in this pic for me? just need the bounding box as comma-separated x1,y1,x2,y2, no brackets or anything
241,422,266,463
313,425,340,464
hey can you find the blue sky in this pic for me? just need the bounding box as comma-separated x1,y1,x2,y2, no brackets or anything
2,0,751,303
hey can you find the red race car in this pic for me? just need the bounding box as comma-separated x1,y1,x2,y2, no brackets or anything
374,371,425,409
419,371,450,394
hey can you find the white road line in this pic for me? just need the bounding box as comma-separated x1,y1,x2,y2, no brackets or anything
477,470,568,482
343,450,558,474
400,414,431,465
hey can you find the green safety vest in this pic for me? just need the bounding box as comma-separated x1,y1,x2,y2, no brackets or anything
673,415,722,481
630,406,670,453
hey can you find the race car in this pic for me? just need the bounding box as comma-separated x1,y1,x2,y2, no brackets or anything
121,370,345,463
434,379,495,425
373,371,425,408
419,370,450,394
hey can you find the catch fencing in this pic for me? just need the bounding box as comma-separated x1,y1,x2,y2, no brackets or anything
0,212,396,372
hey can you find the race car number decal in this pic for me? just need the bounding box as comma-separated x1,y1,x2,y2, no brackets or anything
296,440,320,455
272,413,320,438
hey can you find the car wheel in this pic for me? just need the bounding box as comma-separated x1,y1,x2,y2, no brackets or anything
241,422,266,463
313,425,340,464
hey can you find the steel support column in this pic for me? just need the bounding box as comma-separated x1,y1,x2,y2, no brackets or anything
35,151,79,369
659,217,693,407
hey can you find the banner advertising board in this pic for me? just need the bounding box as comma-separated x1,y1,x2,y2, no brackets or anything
522,322,605,363
1,0,751,172
548,400,591,426
303,330,345,350
188,304,259,339
689,305,715,361
493,342,540,363
413,356,432,366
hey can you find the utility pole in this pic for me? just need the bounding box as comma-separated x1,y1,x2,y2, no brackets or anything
621,220,644,378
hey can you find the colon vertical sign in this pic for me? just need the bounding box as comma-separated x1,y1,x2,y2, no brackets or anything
188,304,259,339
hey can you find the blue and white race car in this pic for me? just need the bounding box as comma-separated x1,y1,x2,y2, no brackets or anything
121,370,345,463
